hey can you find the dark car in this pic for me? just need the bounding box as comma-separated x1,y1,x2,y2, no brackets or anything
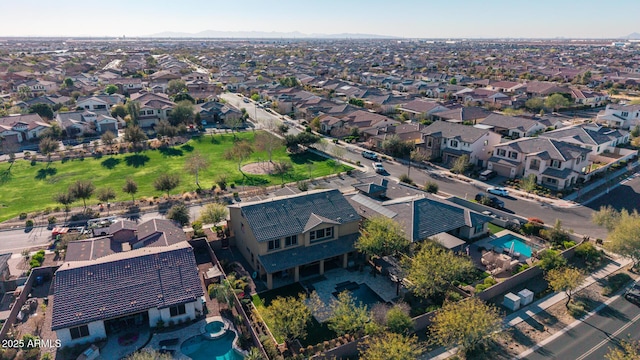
475,193,505,209
625,284,640,306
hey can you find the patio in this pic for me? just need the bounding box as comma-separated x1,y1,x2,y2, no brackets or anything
98,326,151,360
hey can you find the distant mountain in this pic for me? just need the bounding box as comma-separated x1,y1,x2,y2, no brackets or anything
146,30,398,39
621,32,640,40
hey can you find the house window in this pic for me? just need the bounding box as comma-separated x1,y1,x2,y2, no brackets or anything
70,325,90,340
426,138,432,148
310,227,333,243
474,223,484,235
450,140,458,147
621,111,629,117
169,304,186,317
285,235,298,247
551,160,561,169
268,239,281,251
544,177,558,185
529,159,540,170
509,151,517,160
497,149,506,157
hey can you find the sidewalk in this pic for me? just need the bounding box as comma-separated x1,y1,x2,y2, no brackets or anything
424,254,633,360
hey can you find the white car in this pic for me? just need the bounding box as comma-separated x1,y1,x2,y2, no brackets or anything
487,187,509,197
372,162,385,174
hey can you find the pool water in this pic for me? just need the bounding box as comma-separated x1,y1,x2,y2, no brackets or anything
205,321,224,334
490,234,534,258
181,331,244,360
333,283,384,308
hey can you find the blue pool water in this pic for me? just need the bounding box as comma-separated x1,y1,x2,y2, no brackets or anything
489,234,534,258
333,283,385,308
205,321,224,334
181,331,244,360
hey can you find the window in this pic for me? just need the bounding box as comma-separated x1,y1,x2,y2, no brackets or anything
450,140,458,147
170,304,186,317
285,235,298,247
426,138,432,148
310,227,333,243
551,160,561,169
622,111,629,117
70,325,90,340
509,151,518,159
268,239,280,251
529,159,540,170
474,223,484,234
497,149,506,157
544,177,558,185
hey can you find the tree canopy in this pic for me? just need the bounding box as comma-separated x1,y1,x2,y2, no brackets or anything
122,177,138,203
356,216,409,258
167,202,190,226
546,266,585,308
224,140,253,172
68,180,95,210
167,79,187,95
328,291,370,336
105,84,118,95
381,134,412,158
184,151,209,187
593,207,640,268
168,100,195,126
199,202,228,225
403,241,475,299
153,173,181,196
544,93,571,111
28,103,54,119
123,125,148,150
358,332,423,360
262,294,311,342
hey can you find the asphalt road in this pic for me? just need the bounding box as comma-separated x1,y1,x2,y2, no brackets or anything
587,173,640,214
522,293,640,360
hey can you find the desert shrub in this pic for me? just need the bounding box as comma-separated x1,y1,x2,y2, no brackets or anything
25,219,34,228
602,273,632,296
399,174,413,185
424,181,439,194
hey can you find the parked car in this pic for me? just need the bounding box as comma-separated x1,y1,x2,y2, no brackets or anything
372,162,385,174
479,169,496,181
243,98,250,103
475,193,505,209
362,150,379,160
487,187,509,197
625,283,640,306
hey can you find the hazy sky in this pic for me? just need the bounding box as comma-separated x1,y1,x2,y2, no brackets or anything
0,0,637,38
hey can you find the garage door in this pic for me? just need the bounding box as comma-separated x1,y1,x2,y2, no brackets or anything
490,163,513,178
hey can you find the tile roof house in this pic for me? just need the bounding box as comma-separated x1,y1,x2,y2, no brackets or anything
52,242,203,347
0,114,50,149
397,99,449,120
228,189,361,289
432,106,492,124
596,103,640,129
487,137,591,189
65,219,187,261
479,113,548,138
419,121,501,167
129,92,175,128
55,110,118,136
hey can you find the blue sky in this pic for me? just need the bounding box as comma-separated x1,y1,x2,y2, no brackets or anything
0,0,636,38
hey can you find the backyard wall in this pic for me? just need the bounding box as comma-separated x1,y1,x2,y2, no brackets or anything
0,266,58,341
313,336,368,360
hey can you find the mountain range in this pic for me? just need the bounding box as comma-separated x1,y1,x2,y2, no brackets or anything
621,32,640,40
146,30,398,39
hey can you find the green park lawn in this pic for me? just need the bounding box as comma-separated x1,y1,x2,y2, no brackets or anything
0,131,351,222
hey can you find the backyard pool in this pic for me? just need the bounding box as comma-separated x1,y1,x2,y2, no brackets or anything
333,282,385,308
489,233,535,258
180,331,244,360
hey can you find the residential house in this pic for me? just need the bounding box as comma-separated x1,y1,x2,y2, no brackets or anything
76,95,125,112
368,123,424,149
129,92,175,128
596,104,640,129
419,121,501,166
432,106,492,124
228,189,361,289
479,113,547,138
0,114,50,149
523,81,571,97
51,242,203,347
197,101,242,125
112,78,143,94
56,110,118,136
454,88,509,105
397,99,449,120
570,88,608,107
148,70,181,93
487,137,591,189
486,81,525,94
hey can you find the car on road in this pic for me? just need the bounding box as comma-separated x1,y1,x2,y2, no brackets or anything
487,187,509,197
372,162,385,174
243,98,250,103
475,193,505,209
625,283,640,306
361,150,379,160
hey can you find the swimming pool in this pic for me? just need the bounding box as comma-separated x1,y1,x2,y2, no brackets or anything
180,331,244,360
489,233,535,258
333,283,385,308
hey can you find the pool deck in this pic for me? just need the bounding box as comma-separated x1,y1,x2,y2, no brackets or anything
143,316,246,359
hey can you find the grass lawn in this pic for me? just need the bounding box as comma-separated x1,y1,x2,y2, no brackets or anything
488,223,506,234
252,283,336,346
0,132,351,222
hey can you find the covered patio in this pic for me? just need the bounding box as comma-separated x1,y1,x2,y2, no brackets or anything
257,234,358,289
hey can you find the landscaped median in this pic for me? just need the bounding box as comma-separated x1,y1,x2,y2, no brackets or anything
0,131,351,222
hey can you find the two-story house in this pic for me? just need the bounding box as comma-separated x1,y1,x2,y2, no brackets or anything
228,189,361,289
488,137,591,189
129,92,175,128
397,99,449,121
479,113,547,138
56,110,118,136
596,104,640,129
419,121,501,167
0,114,50,149
570,88,609,107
